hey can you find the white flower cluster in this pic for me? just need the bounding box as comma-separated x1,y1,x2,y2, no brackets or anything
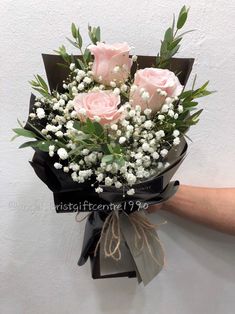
90,103,179,194
29,62,182,195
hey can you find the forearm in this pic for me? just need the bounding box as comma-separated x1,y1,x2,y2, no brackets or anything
155,185,235,235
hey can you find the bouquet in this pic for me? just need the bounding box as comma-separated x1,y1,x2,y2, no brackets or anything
13,6,213,285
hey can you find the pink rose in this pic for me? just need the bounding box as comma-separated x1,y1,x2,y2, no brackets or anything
131,68,183,113
73,90,122,125
88,42,132,86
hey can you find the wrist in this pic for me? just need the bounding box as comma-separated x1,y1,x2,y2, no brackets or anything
160,186,181,212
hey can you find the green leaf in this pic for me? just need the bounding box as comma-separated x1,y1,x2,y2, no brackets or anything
88,25,101,44
168,37,182,50
96,26,101,42
156,54,161,67
57,63,69,69
12,128,37,138
178,110,189,121
192,81,215,98
73,120,81,130
160,40,168,55
101,144,111,154
107,144,113,154
157,6,191,68
177,6,189,29
112,145,122,154
186,109,203,125
199,80,209,90
77,58,85,70
192,74,197,90
77,31,83,48
71,23,78,39
29,74,51,98
164,27,173,43
26,122,47,140
66,37,79,49
167,45,180,58
36,75,48,91
114,156,125,167
86,118,95,133
19,140,41,149
77,133,90,141
182,101,198,108
54,45,71,64
175,29,195,39
83,48,91,63
93,121,104,137
36,141,52,152
195,90,216,98
20,140,54,152
102,154,114,164
172,13,175,30
31,87,52,99
179,90,193,99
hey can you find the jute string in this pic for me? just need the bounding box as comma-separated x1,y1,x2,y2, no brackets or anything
92,210,166,266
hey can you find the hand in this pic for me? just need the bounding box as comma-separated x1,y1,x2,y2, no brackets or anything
146,185,235,235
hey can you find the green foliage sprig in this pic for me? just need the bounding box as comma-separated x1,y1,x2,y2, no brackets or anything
88,25,101,44
29,75,52,99
69,118,125,166
55,23,101,71
156,6,192,68
176,79,215,132
12,119,67,152
54,45,72,67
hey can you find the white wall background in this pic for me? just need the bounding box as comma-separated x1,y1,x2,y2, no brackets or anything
1,0,235,313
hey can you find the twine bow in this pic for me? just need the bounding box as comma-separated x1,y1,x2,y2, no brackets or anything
92,210,165,266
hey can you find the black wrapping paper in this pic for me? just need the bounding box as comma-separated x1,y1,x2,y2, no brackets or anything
27,54,193,281
42,54,194,93
30,136,187,212
30,54,193,211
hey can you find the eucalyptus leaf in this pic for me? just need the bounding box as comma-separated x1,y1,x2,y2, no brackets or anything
102,154,114,164
168,37,182,50
96,26,101,42
36,75,48,91
114,156,125,167
183,101,198,108
156,6,190,68
73,120,81,130
107,144,113,153
164,27,173,43
77,31,83,48
85,118,95,133
13,128,37,138
93,121,104,137
36,141,52,152
57,62,69,69
19,140,41,149
101,144,111,155
83,49,91,63
112,145,123,154
66,37,79,48
71,23,78,39
77,58,85,70
186,109,203,125
177,6,188,29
